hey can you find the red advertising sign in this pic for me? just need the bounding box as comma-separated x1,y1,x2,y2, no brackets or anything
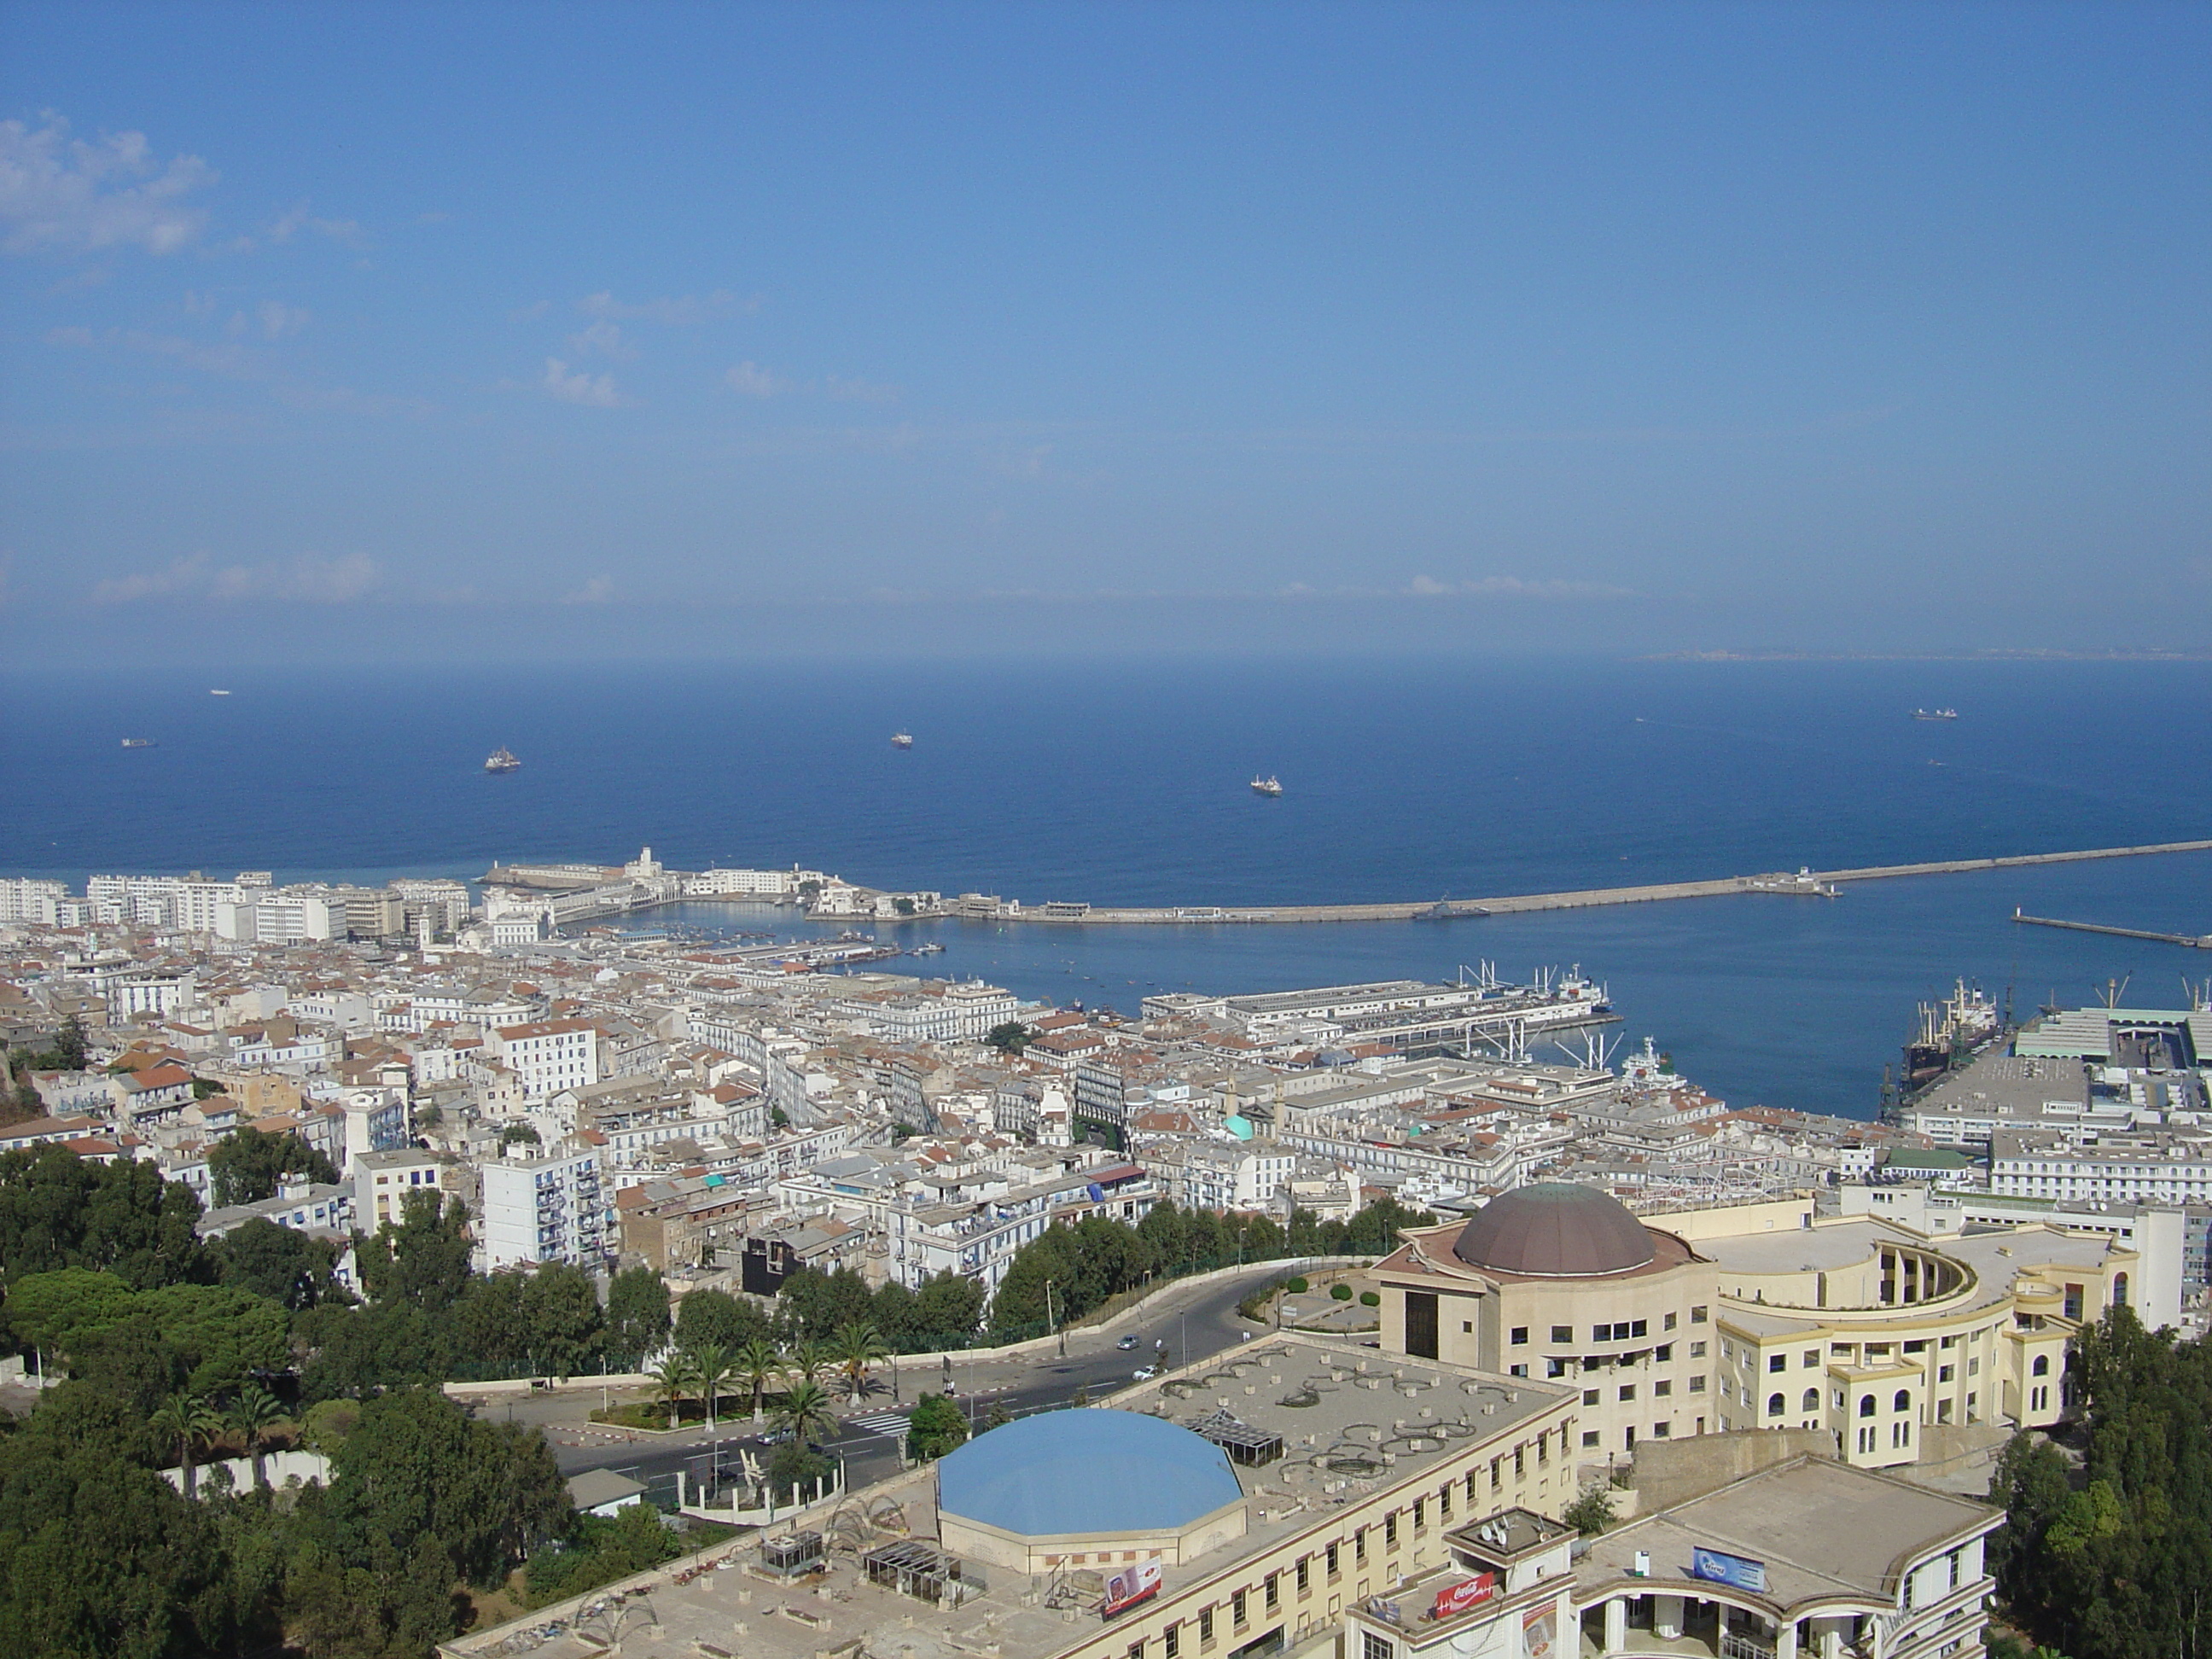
1433,1574,1499,1619
1103,1561,1164,1618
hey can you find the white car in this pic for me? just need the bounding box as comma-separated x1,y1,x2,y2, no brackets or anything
1132,1365,1158,1381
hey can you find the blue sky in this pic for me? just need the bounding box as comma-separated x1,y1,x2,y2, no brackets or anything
1,3,2205,661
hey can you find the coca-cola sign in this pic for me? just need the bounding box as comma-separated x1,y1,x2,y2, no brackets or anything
1433,1574,1499,1619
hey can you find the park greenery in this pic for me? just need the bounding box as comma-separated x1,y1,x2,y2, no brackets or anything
1988,1307,2212,1659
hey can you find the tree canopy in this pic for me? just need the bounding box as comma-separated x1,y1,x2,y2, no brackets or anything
207,1128,341,1208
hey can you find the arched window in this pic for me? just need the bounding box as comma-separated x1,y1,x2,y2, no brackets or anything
1859,1394,1876,1417
1767,1393,1785,1417
2032,1354,2049,1377
1894,1389,1912,1412
1802,1388,1820,1412
2114,1273,2128,1307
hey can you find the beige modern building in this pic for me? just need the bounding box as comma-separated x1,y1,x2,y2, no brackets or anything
1376,1182,2139,1471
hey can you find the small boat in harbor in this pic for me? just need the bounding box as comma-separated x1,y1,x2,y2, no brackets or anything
892,732,914,748
120,737,157,749
484,747,521,773
1912,707,1959,720
1249,775,1283,797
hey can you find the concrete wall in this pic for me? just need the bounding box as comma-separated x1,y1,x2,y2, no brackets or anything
1625,1427,1835,1512
161,1448,333,1497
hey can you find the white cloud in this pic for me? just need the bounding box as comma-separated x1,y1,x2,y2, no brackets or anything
265,200,366,247
562,575,615,605
825,374,899,404
0,115,215,256
568,319,635,359
91,551,381,605
540,357,626,407
724,360,783,398
256,300,310,339
1405,574,1635,600
578,288,754,324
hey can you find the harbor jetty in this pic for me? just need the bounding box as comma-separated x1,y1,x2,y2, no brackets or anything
2011,907,2212,951
1004,837,2212,925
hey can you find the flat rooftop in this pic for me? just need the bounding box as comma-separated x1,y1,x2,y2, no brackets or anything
1572,1456,1994,1607
444,1336,1573,1659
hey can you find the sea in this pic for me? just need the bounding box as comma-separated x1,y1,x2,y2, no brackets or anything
4,655,2208,1119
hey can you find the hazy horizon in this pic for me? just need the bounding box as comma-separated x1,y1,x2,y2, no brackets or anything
3,3,2207,666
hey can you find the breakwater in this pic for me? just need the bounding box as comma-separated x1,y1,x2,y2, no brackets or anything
2011,908,2212,950
1006,838,2212,925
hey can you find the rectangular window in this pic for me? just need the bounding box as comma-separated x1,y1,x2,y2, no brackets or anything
1514,1446,1525,1478
1464,1472,1477,1506
1653,1422,1671,1438
1355,1528,1367,1563
1664,1311,1679,1331
1509,1364,1528,1378
1655,1343,1673,1363
1323,1545,1336,1581
1412,1499,1425,1530
1511,1326,1528,1345
1691,1305,1708,1323
1619,1384,1636,1401
1132,1644,1145,1659
1769,1354,1786,1372
1630,1319,1648,1338
1232,1592,1246,1628
1490,1458,1502,1492
1948,1551,1961,1590
1582,1430,1601,1447
1803,1349,1819,1368
1384,1513,1398,1548
1364,1633,1395,1659
1167,1627,1181,1659
1198,1610,1213,1644
1297,1556,1311,1592
1551,1324,1574,1343
1690,1342,1707,1359
1547,1359,1568,1379
1689,1375,1706,1393
1439,1482,1452,1519
1583,1388,1600,1406
1655,1380,1672,1397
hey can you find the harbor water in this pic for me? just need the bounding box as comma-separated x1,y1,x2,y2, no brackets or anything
4,655,2208,1117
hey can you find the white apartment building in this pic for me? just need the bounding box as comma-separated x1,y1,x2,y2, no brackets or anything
1991,1126,2212,1208
89,873,263,932
1158,1137,1302,1213
353,1148,454,1231
479,1146,610,1269
833,980,1019,1044
214,892,340,944
493,1018,602,1101
108,971,198,1022
0,877,69,924
681,866,827,898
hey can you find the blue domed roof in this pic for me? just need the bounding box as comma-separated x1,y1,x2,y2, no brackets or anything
937,1409,1245,1538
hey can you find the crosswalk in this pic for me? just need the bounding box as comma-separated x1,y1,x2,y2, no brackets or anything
847,1411,912,1437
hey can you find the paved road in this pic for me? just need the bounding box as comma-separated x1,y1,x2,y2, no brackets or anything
519,1261,1332,1505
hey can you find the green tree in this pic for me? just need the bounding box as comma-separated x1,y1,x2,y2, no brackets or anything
787,1336,834,1388
985,1022,1033,1056
1563,1486,1617,1536
228,1380,287,1489
0,1144,210,1289
910,1269,986,1347
516,1261,602,1378
149,1389,224,1497
354,1188,472,1313
52,1015,88,1073
776,1265,876,1341
132,1281,291,1394
734,1337,785,1423
1,1266,139,1359
602,1265,670,1364
772,1379,839,1448
672,1285,771,1352
646,1353,692,1430
905,1392,968,1461
830,1322,889,1401
685,1342,733,1430
207,1127,341,1208
213,1215,349,1309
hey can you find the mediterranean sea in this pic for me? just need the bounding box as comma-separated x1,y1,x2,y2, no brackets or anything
4,655,2207,1119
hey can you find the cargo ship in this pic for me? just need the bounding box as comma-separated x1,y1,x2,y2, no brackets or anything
1249,775,1283,796
484,747,521,773
120,737,157,749
892,732,914,749
1912,707,1959,720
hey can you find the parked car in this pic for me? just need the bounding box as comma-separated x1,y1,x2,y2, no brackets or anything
1116,1334,1139,1350
1132,1365,1158,1381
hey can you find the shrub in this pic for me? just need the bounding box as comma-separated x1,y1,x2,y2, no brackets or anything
1359,1290,1379,1307
1284,1277,1309,1295
1330,1284,1353,1301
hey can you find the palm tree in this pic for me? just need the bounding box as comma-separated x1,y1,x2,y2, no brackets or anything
151,1391,222,1498
772,1379,840,1449
686,1342,734,1432
830,1322,889,1402
734,1338,784,1423
228,1382,286,1489
647,1352,693,1431
788,1337,834,1388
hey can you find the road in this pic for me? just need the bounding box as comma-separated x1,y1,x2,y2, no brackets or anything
513,1261,1335,1507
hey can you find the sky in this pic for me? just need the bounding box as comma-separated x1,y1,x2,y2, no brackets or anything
0,2,2206,663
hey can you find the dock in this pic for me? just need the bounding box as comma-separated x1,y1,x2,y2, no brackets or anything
1003,838,2212,925
2011,908,2212,950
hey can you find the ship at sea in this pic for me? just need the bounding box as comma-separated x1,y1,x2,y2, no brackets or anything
484,747,521,773
208,689,232,696
892,732,914,749
119,737,156,749
1249,775,1283,796
1912,707,1959,720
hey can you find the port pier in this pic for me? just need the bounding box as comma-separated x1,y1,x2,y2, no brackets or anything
2011,909,2212,950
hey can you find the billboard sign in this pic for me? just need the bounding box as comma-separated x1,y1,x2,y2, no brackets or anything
1690,1549,1768,1594
1434,1575,1499,1620
1102,1561,1163,1618
1522,1601,1557,1659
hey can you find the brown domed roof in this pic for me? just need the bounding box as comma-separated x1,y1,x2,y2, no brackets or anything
1452,1183,1656,1278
